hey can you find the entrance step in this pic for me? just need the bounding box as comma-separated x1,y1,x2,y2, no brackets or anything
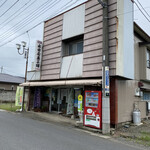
75,121,102,133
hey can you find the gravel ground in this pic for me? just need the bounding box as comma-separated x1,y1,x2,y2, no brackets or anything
113,119,150,149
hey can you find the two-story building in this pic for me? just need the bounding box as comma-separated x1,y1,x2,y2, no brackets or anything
23,0,150,129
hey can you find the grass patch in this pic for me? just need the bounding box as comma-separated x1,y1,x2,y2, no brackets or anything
0,103,22,111
138,136,150,142
140,131,150,136
135,131,150,147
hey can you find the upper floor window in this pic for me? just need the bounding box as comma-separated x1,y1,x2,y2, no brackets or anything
147,49,150,69
69,41,83,55
62,35,83,57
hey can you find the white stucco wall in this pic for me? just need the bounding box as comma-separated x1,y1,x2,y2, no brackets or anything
60,54,83,78
116,0,134,79
27,71,40,81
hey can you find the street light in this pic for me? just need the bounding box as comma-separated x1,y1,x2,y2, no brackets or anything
16,41,29,111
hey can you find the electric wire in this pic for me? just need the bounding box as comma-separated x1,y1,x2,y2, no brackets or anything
0,0,79,47
0,0,8,9
116,6,150,17
0,0,63,42
136,0,150,18
0,0,54,37
1,0,149,41
0,0,149,42
133,0,150,23
0,0,34,28
0,0,56,39
0,0,19,18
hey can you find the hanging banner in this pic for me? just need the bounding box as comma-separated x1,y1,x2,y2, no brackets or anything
15,86,24,106
34,87,41,108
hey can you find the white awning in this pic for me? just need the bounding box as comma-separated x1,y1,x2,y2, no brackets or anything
20,79,102,87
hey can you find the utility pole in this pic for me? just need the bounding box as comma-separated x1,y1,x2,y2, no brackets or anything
1,66,3,73
16,41,29,111
98,0,110,134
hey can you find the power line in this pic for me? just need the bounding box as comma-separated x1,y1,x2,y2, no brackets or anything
0,0,79,47
0,0,149,41
0,0,8,9
133,0,150,23
117,6,150,17
3,68,24,77
0,0,64,42
0,0,55,39
0,0,19,18
0,0,34,28
136,0,150,18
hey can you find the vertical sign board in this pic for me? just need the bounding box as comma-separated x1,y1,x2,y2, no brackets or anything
105,66,109,96
15,86,24,106
78,94,83,115
84,91,102,129
35,40,42,71
34,87,41,108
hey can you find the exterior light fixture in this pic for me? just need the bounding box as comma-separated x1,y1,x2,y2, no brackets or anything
16,44,21,50
16,41,29,111
21,41,27,47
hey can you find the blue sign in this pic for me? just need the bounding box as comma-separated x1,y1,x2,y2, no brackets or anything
105,67,109,96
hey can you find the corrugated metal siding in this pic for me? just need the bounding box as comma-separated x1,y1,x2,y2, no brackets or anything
83,0,117,77
41,15,63,80
108,0,117,75
83,0,103,78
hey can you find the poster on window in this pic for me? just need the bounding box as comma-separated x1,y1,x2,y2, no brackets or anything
67,89,74,115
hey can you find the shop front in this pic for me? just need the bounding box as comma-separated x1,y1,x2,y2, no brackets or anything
22,79,102,124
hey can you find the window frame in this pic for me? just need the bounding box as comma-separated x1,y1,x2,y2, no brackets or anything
62,36,84,57
147,49,150,69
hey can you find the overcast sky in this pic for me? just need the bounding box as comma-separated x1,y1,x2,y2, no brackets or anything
0,0,149,77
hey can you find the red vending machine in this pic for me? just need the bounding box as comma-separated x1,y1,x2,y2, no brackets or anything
84,91,102,129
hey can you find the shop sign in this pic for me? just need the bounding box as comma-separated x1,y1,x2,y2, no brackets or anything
78,95,83,114
15,86,24,106
105,66,109,96
78,95,83,101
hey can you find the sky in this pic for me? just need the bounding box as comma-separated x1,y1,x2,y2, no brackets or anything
0,0,149,77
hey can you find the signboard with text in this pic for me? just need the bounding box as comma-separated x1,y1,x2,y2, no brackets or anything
15,86,24,106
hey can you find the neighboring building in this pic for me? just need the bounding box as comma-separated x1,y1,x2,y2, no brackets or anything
0,73,24,102
24,0,150,129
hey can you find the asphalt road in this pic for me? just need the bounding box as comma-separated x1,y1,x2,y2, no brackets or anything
0,111,144,150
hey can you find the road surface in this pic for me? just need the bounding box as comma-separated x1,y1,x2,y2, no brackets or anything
0,110,144,150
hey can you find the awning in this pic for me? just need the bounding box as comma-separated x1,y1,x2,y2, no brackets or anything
20,79,102,87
